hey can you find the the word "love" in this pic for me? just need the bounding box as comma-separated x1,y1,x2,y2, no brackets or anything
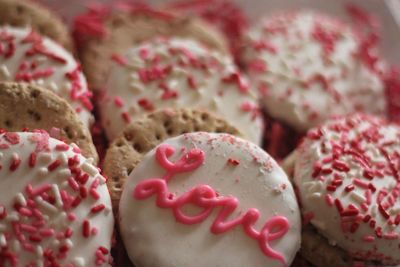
133,144,290,266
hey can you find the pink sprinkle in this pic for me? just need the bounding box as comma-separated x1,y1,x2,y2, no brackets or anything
28,184,52,197
68,213,77,222
111,53,129,66
91,204,106,214
114,96,124,107
90,188,100,200
48,159,61,171
334,199,344,212
68,177,80,191
83,220,90,238
19,207,33,216
55,143,70,151
354,178,369,189
9,154,21,171
29,152,37,168
325,194,334,206
363,235,375,242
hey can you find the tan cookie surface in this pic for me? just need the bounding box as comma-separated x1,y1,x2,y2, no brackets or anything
0,82,97,162
0,0,73,51
103,108,241,210
79,9,228,91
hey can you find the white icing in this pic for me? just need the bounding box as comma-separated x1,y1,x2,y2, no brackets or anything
119,132,301,267
242,11,386,132
0,132,113,266
99,38,263,144
0,26,93,128
293,114,400,265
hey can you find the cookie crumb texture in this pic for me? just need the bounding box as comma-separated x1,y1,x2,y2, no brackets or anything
242,11,386,132
0,0,73,51
104,108,242,210
0,82,97,162
0,26,93,128
119,132,301,267
0,132,113,266
99,37,263,144
294,114,400,265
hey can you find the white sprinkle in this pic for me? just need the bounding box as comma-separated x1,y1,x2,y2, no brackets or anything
0,152,3,159
61,181,69,188
391,207,400,215
73,257,85,267
81,161,98,176
0,234,6,246
15,193,27,206
64,239,73,248
309,192,322,200
7,212,19,222
0,223,7,231
57,169,71,180
36,197,57,214
97,174,107,185
49,82,59,91
36,167,48,178
86,157,94,165
58,153,68,165
52,184,63,208
0,65,10,79
36,245,44,257
36,260,44,267
12,240,20,251
350,191,366,204
38,153,52,164
371,204,377,217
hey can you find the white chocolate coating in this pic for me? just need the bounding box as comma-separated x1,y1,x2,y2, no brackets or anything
293,114,400,265
99,38,263,144
119,132,301,267
242,11,386,132
0,132,113,266
0,26,93,128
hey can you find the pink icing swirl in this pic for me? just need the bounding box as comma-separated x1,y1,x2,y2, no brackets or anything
133,144,290,266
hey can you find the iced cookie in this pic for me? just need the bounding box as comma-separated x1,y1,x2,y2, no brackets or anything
0,82,97,162
0,26,93,128
74,3,228,91
119,132,301,267
0,131,113,266
242,10,386,133
98,37,262,144
293,114,400,266
103,108,242,211
0,0,73,51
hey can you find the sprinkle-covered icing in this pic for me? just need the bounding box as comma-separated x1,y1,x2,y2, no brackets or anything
0,131,113,266
242,11,386,132
0,26,93,128
99,37,263,144
293,114,400,265
119,132,301,267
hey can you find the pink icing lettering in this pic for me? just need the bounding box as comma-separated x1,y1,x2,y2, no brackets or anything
133,144,290,266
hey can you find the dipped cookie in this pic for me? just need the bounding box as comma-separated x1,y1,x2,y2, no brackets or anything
293,114,400,266
0,0,73,51
242,10,386,158
0,131,113,266
74,4,228,91
98,37,262,144
0,82,97,162
119,132,301,267
0,26,93,128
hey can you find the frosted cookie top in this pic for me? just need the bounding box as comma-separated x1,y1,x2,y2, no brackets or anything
0,131,113,266
294,114,400,265
99,37,263,144
0,26,93,128
242,11,386,132
119,132,301,267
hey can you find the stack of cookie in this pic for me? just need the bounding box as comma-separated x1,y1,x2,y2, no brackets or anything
0,0,398,266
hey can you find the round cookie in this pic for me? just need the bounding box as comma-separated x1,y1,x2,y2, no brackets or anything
242,10,386,133
103,108,242,211
0,82,97,162
74,4,229,91
0,0,73,51
0,26,93,128
293,114,400,266
0,131,113,266
98,37,263,144
119,132,301,267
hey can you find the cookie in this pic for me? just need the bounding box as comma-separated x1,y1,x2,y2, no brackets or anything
74,4,229,91
0,131,113,266
119,132,301,267
0,0,73,51
103,108,241,211
98,37,263,144
0,26,93,128
242,10,387,133
0,82,97,162
293,113,400,266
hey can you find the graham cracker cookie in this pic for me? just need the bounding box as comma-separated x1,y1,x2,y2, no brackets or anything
0,0,73,51
0,82,97,162
103,108,241,211
76,5,229,91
